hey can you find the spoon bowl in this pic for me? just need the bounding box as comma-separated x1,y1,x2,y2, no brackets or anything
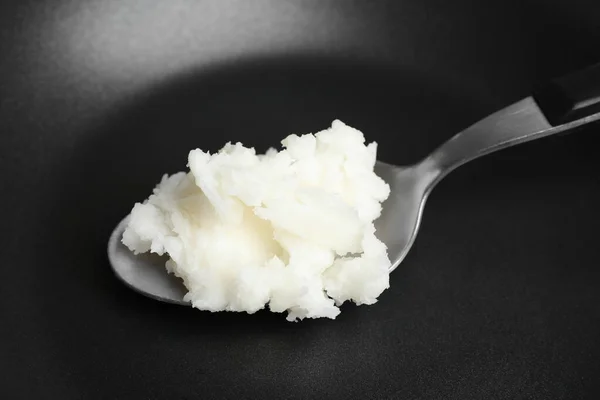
107,159,430,305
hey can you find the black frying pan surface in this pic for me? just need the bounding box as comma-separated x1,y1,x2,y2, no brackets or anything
2,1,600,399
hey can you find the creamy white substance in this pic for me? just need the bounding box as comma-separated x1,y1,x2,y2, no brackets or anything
122,120,391,321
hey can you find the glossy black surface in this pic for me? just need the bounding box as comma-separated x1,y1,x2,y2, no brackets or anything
2,1,600,399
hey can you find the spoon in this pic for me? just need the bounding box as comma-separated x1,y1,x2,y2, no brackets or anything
108,63,600,305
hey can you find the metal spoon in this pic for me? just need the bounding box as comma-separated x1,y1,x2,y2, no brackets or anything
108,64,600,305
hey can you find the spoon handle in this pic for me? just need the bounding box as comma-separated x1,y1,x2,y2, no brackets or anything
427,63,600,183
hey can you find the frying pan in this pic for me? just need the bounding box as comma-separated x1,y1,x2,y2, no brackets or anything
2,1,600,399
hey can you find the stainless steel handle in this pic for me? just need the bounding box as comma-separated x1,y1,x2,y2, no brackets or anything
425,96,600,186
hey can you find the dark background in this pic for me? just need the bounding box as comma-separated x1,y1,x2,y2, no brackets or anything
1,1,600,399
